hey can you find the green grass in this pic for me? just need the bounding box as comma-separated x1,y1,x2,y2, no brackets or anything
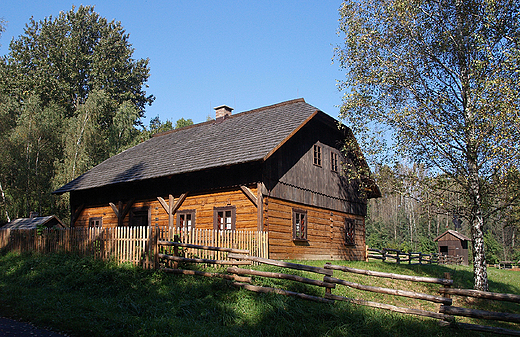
0,252,518,336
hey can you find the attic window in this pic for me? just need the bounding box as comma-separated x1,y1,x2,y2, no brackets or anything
331,152,339,172
313,144,322,167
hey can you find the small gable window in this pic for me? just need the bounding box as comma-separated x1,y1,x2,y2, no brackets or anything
293,209,307,241
344,218,355,245
177,210,195,231
313,144,322,167
331,152,339,172
214,206,236,231
89,217,102,228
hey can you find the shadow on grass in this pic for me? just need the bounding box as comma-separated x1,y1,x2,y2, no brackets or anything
0,252,511,337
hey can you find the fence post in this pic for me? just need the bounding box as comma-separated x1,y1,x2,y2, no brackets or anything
173,234,180,269
153,226,160,270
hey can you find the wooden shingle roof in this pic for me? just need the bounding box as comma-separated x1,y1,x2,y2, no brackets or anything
434,230,471,242
1,216,65,229
54,98,325,194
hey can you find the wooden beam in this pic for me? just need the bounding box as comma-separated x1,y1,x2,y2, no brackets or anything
168,194,174,228
453,322,520,336
232,282,334,304
162,268,252,283
323,276,452,305
109,199,135,226
120,198,135,219
257,182,264,231
158,254,251,265
171,192,188,214
71,204,85,227
158,240,250,254
440,305,520,323
157,197,170,214
325,263,453,286
228,253,333,276
439,288,520,303
109,202,119,218
326,293,453,321
228,267,336,289
240,185,257,207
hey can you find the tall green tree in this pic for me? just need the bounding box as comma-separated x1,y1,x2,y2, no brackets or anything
336,0,520,290
0,6,154,221
3,5,153,118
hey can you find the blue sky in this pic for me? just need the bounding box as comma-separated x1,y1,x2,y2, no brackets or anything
0,1,346,126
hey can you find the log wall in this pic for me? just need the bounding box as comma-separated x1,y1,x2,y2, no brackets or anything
74,186,259,231
265,196,366,260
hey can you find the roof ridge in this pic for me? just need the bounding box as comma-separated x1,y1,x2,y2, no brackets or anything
153,98,307,138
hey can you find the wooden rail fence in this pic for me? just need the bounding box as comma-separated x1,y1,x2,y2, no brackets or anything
157,237,520,335
367,247,438,264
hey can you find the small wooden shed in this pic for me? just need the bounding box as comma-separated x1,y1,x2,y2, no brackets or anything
434,230,471,265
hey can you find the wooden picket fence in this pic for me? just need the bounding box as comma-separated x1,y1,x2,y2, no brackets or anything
0,227,268,268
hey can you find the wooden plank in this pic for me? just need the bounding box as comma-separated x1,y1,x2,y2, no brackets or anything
439,288,520,303
453,322,520,336
325,294,453,321
120,199,136,220
109,202,120,218
172,192,189,214
162,268,252,283
228,267,335,288
257,182,264,231
323,276,452,305
157,197,170,214
232,282,334,304
240,185,258,207
440,305,520,323
228,253,333,276
158,240,250,254
158,253,251,265
324,263,453,286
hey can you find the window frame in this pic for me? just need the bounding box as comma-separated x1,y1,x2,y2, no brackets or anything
213,206,236,231
330,151,339,172
344,218,356,246
89,217,102,228
313,144,322,167
177,209,196,231
292,208,308,241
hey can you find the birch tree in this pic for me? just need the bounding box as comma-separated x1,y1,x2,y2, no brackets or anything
336,0,520,290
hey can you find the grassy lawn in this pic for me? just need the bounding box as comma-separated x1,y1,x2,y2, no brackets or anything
0,252,518,337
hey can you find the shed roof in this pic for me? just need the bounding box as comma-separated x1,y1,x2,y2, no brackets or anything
434,230,471,242
1,216,65,230
54,98,340,194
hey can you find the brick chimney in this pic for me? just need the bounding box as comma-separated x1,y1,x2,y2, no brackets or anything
214,105,233,120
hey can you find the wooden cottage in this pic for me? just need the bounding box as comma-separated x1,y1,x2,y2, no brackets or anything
434,230,471,265
54,98,380,260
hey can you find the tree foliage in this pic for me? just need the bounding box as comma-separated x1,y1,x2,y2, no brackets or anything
336,0,520,290
4,6,154,118
0,6,157,223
